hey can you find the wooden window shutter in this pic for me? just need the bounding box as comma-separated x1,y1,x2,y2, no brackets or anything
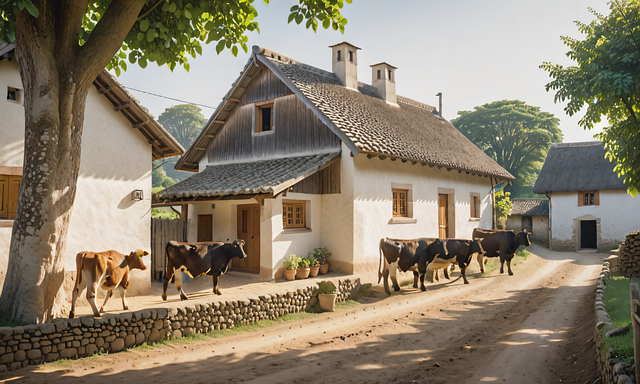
8,176,21,220
595,190,600,206
0,175,7,219
577,192,583,207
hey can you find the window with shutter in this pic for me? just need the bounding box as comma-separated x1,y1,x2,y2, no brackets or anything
392,189,408,217
0,174,21,220
282,202,305,229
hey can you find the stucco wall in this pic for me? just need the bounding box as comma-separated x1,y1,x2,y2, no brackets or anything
0,60,152,297
351,154,493,283
550,190,640,251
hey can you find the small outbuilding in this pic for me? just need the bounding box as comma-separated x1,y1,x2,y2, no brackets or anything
506,198,549,247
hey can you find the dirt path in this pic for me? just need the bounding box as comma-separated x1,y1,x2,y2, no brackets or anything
1,245,604,383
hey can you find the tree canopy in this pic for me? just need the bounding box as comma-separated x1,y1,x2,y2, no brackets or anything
541,0,640,196
451,100,562,198
0,0,351,323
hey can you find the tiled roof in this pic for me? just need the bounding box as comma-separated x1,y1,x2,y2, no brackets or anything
176,45,513,181
533,141,625,194
158,152,340,200
510,199,549,216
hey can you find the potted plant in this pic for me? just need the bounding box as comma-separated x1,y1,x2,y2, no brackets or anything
317,280,337,312
283,254,299,281
296,256,311,279
308,256,320,277
309,247,332,275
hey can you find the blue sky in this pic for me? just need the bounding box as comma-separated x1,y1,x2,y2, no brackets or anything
114,0,612,144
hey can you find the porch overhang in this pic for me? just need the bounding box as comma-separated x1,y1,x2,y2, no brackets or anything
154,151,341,206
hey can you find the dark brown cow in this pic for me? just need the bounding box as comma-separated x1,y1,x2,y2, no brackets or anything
162,240,246,301
424,239,483,285
69,249,148,318
378,237,439,295
472,228,532,275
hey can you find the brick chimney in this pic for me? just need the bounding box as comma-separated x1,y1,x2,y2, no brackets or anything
370,62,397,106
330,42,360,90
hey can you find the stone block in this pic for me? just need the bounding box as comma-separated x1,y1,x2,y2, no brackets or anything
42,346,52,355
10,362,21,372
85,344,98,356
96,337,105,348
14,350,25,362
110,338,125,352
80,317,94,327
172,330,182,339
18,343,30,350
52,320,68,333
59,348,77,359
135,332,145,345
124,334,135,347
26,349,41,360
45,353,59,362
0,353,13,364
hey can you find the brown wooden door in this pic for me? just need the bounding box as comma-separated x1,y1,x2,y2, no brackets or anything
438,194,448,238
236,204,260,273
197,214,213,242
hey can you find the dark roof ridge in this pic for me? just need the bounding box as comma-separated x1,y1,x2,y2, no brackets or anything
253,46,335,78
552,141,601,148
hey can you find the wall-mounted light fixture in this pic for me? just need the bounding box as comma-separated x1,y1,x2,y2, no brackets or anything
131,189,144,201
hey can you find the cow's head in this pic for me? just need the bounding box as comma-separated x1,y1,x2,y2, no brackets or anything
128,249,149,271
470,239,484,256
517,229,532,246
231,239,247,259
426,239,447,260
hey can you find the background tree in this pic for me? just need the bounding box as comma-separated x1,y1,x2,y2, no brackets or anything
541,0,640,196
156,104,207,184
0,0,351,323
451,100,563,198
495,190,513,230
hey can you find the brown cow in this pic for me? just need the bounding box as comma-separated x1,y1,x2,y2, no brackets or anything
69,249,148,318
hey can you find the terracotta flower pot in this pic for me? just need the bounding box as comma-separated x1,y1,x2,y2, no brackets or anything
296,267,310,280
318,293,337,312
284,268,296,281
309,265,320,277
319,263,329,275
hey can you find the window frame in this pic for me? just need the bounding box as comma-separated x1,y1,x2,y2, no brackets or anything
578,190,599,207
470,193,481,219
389,183,416,224
392,188,408,218
282,201,306,229
254,102,275,134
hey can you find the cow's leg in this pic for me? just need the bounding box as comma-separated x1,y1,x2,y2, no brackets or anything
443,267,450,280
461,266,469,284
499,256,505,274
418,263,427,291
382,268,391,295
86,270,104,317
389,261,400,292
120,286,128,310
162,258,176,301
173,268,189,300
477,253,485,273
69,277,86,319
213,273,222,295
506,256,514,276
99,290,113,313
412,270,419,289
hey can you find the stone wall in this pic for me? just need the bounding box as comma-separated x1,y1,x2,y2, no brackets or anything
0,278,360,373
594,256,635,384
619,231,640,274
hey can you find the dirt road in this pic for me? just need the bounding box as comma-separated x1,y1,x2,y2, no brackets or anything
2,244,604,383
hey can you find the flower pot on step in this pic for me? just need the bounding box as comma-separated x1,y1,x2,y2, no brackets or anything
284,268,296,281
318,293,337,312
296,267,310,279
309,265,320,277
319,263,329,275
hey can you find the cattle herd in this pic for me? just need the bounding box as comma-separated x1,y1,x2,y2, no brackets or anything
69,228,531,318
378,228,532,296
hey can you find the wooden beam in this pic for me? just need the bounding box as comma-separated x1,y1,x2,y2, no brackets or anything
114,102,130,111
367,154,375,159
228,97,240,103
213,120,225,124
97,84,113,94
194,147,206,151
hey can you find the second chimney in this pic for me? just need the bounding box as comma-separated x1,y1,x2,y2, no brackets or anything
371,62,398,106
330,42,360,90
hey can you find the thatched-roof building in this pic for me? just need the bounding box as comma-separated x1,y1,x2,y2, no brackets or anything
533,141,638,251
157,43,513,283
506,199,549,247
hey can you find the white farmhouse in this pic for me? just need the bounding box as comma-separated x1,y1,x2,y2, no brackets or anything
533,141,640,251
0,42,184,296
157,42,514,283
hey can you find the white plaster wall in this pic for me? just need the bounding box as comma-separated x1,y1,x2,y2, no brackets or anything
352,154,493,283
550,190,640,249
0,60,153,295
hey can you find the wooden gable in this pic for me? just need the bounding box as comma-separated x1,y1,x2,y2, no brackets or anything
206,66,341,165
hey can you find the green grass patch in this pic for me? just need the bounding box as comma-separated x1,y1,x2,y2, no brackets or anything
601,273,639,362
151,207,180,219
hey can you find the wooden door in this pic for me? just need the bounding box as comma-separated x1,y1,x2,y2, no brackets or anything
438,194,448,239
197,214,212,242
236,205,260,273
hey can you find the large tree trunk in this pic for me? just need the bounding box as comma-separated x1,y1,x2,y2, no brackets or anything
0,0,146,323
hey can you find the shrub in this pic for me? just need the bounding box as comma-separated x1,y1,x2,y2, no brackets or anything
284,254,300,270
317,280,336,295
309,247,332,264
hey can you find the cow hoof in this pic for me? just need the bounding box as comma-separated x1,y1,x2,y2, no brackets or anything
180,296,188,301
123,306,128,310
161,294,167,301
393,287,400,292
509,272,514,276
69,311,74,319
99,307,105,313
464,281,469,285
420,286,426,292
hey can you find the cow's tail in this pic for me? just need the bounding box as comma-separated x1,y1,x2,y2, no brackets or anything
75,252,84,286
378,238,385,284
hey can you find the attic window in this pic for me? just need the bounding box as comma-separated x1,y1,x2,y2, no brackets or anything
7,87,21,104
255,103,274,134
348,51,354,62
578,191,599,206
388,70,393,81
377,70,381,80
337,50,341,61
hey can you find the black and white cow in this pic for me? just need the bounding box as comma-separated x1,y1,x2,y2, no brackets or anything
424,239,484,285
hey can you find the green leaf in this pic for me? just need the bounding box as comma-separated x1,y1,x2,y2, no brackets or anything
23,0,39,17
216,39,225,54
140,19,149,32
295,13,303,24
231,45,238,56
